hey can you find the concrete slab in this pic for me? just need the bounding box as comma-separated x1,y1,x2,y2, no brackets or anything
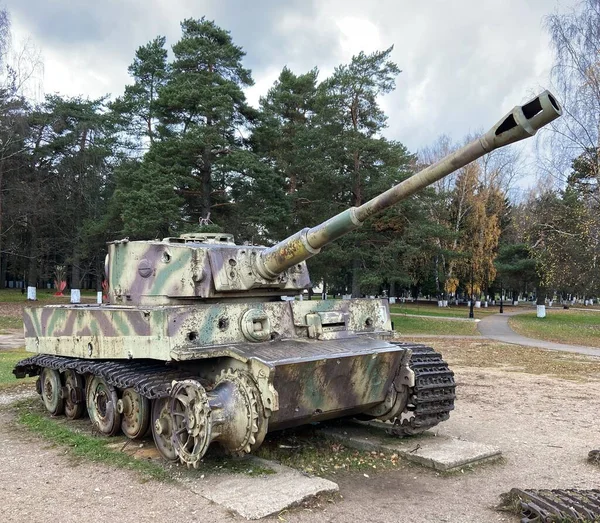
107,439,338,519
318,422,501,472
187,458,339,520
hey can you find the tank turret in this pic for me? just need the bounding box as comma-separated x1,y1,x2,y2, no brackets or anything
14,91,561,468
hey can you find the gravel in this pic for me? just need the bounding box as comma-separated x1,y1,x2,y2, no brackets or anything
1,350,599,522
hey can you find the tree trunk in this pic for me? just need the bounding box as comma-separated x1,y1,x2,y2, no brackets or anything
27,246,38,287
200,126,212,220
71,248,81,290
351,257,361,298
536,284,546,318
0,159,4,289
27,223,38,300
201,163,211,220
96,256,103,291
0,254,6,289
389,281,396,298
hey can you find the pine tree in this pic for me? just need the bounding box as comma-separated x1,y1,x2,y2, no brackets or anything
315,47,412,297
111,36,168,150
156,18,255,227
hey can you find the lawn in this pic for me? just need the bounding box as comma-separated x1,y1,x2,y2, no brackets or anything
0,349,31,388
413,338,600,381
0,288,97,303
390,303,500,319
0,316,23,331
509,310,600,348
14,398,172,482
392,315,478,336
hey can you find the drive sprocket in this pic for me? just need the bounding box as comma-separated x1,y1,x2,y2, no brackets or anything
212,368,265,455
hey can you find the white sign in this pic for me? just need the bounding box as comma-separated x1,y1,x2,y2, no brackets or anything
71,289,81,303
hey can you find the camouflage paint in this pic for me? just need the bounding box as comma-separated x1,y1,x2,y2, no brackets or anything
24,298,391,360
108,238,311,306
268,350,400,429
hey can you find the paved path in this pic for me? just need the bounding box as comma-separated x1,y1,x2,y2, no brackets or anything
391,313,479,322
0,329,24,350
477,310,600,357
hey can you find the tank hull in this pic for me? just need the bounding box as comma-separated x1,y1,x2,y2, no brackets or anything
18,299,417,437
16,298,456,467
23,299,392,361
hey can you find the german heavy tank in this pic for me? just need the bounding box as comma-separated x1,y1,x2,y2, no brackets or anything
14,91,561,466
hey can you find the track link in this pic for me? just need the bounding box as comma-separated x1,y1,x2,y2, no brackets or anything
13,355,195,399
390,343,456,435
509,488,600,522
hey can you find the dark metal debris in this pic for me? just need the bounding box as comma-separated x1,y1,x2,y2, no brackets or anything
510,488,600,522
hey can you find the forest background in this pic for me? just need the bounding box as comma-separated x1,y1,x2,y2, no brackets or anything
0,1,599,303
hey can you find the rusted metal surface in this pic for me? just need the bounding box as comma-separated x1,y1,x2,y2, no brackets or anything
87,376,121,436
510,488,600,522
386,345,456,435
151,397,177,461
63,369,85,420
40,368,63,416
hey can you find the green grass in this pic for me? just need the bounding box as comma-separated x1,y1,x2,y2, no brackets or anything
255,426,402,476
0,289,61,302
12,396,275,480
0,288,97,303
390,303,497,319
14,398,171,482
0,349,31,388
393,315,478,336
509,310,600,348
0,316,23,331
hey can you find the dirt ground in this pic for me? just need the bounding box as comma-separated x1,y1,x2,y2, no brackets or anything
0,302,28,318
1,341,600,523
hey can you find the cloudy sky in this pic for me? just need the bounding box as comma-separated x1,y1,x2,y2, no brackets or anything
6,0,574,178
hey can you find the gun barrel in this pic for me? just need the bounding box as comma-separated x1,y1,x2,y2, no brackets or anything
255,90,562,279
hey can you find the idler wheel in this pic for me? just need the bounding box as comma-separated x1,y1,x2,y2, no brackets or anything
63,370,85,420
86,376,121,436
169,380,212,468
40,368,64,416
119,388,150,439
151,397,177,462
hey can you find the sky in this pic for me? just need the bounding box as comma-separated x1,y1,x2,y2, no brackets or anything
5,0,576,186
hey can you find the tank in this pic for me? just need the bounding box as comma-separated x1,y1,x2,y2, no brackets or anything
14,91,562,467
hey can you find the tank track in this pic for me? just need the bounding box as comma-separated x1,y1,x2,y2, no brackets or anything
389,343,456,435
13,355,196,399
14,343,456,436
508,488,600,522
